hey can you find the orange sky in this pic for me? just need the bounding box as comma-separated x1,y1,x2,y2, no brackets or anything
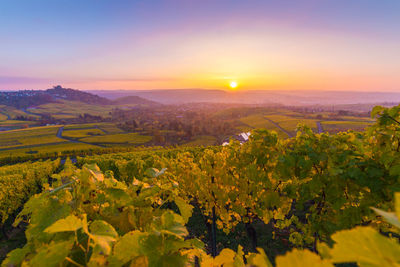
1,1,399,91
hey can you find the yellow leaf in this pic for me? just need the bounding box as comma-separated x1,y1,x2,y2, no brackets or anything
330,226,400,267
276,249,333,267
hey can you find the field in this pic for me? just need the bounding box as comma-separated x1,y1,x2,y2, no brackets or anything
0,106,40,120
80,132,152,145
239,110,374,138
0,122,150,159
0,106,377,159
27,100,115,118
0,106,40,131
239,114,289,138
183,135,217,146
0,126,66,149
321,120,373,133
62,128,105,139
0,142,99,158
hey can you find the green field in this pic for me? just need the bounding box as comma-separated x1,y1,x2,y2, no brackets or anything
80,132,152,145
0,126,66,149
0,113,8,121
62,128,105,139
321,120,373,133
240,114,289,138
27,100,115,118
183,135,217,146
64,123,123,134
0,142,99,158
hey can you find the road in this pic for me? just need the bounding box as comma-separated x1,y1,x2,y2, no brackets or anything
264,118,293,138
56,126,105,147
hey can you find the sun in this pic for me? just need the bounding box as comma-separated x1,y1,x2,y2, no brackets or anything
229,81,238,89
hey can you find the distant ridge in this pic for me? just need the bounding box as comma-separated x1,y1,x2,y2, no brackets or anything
113,95,160,106
90,89,400,106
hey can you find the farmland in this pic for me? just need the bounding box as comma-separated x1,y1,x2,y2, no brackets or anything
80,132,152,146
0,102,377,161
0,126,66,149
0,122,152,160
237,109,374,138
26,100,115,119
321,120,374,133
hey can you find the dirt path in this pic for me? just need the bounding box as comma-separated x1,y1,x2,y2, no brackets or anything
57,126,105,147
264,118,293,138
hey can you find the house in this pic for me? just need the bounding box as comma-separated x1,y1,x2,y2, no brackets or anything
222,132,251,146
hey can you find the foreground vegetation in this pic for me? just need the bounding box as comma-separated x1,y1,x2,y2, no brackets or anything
0,104,399,266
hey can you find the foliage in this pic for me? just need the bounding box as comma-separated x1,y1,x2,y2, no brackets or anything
2,104,400,266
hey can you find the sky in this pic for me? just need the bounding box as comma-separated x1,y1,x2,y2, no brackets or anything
0,0,399,91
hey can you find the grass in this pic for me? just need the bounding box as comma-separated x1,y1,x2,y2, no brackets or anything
64,123,101,130
0,106,40,120
321,121,373,133
183,135,217,146
52,114,77,119
80,133,152,145
240,115,289,138
241,115,278,129
0,142,99,157
97,123,125,134
0,113,8,121
62,128,104,139
28,100,115,118
278,119,317,131
0,120,37,131
264,114,295,122
0,126,65,148
64,123,124,134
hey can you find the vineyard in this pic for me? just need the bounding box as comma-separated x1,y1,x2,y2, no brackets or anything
1,105,400,266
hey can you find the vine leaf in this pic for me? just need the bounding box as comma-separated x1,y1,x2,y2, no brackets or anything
330,226,400,267
44,214,83,233
174,197,193,224
276,249,333,267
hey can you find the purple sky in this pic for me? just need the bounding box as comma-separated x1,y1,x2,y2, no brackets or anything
1,0,399,91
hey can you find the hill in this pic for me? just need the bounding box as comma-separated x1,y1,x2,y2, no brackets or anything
0,85,112,108
46,85,112,105
112,95,160,106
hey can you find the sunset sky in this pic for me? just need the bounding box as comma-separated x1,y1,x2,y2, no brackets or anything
1,0,399,91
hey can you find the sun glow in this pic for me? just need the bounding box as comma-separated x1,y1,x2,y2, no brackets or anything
229,81,238,89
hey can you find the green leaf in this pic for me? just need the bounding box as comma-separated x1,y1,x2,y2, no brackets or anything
44,214,83,233
90,234,116,255
276,249,333,267
145,168,159,178
371,106,384,118
174,197,193,224
330,226,400,266
29,239,74,267
89,220,118,238
2,245,31,267
158,211,188,238
113,230,148,264
389,165,400,177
